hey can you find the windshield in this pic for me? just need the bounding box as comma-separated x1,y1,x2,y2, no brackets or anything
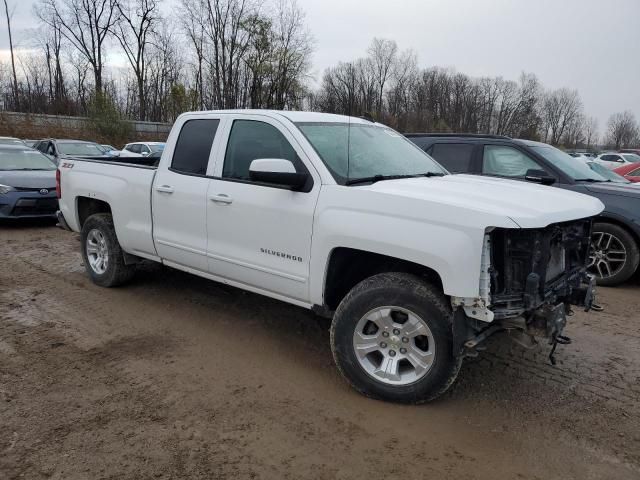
531,145,606,182
295,122,446,184
149,144,165,153
586,162,630,183
0,149,56,170
57,142,105,156
622,154,640,163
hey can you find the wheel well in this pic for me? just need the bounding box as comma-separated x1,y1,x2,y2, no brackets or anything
595,216,640,245
323,247,444,311
77,197,112,227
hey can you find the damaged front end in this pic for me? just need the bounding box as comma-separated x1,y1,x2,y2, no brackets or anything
452,218,597,363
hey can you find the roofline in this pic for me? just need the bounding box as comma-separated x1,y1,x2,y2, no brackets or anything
404,132,512,140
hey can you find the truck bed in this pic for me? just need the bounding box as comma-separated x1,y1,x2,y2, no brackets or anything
58,158,159,259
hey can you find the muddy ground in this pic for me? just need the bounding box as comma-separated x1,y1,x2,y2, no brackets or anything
1,222,639,479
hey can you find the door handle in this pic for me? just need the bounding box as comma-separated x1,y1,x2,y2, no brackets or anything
209,193,233,205
156,185,174,194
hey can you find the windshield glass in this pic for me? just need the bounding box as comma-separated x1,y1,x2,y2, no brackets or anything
149,144,165,153
57,142,105,156
531,145,606,181
622,154,640,163
296,122,446,184
0,149,56,170
586,162,629,183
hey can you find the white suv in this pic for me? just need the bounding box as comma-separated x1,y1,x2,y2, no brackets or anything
119,142,165,158
594,152,640,170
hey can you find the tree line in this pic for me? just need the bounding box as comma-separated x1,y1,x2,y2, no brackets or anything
1,0,638,149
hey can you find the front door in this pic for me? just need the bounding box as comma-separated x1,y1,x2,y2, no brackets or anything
152,117,223,271
206,115,320,302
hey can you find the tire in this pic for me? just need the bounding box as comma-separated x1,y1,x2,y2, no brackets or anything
80,213,136,287
330,272,462,404
589,222,639,287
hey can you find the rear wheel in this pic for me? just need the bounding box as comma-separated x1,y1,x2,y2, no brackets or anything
81,213,136,287
588,222,639,286
330,272,462,403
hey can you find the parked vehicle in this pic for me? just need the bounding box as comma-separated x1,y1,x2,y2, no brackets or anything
100,144,120,156
0,145,58,219
594,152,640,170
583,161,631,183
613,163,640,183
619,148,640,156
0,136,26,146
119,142,165,159
407,133,640,286
568,152,597,160
57,111,602,403
33,139,114,165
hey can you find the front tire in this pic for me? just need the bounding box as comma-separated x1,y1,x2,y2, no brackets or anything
330,272,462,403
81,213,136,287
589,222,639,286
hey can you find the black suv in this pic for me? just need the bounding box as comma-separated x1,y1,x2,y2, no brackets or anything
406,133,640,286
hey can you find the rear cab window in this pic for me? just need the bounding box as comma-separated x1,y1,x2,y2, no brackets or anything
171,119,220,175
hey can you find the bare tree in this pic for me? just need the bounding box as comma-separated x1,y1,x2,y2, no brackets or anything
3,0,19,109
585,116,598,149
606,111,639,149
541,88,582,145
37,0,118,94
112,0,160,120
368,38,397,117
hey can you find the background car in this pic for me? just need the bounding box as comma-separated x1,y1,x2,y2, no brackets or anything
583,161,633,183
568,151,597,160
594,152,640,170
100,144,120,156
613,163,640,183
0,145,58,219
33,139,112,165
406,133,640,286
119,141,165,158
0,136,26,146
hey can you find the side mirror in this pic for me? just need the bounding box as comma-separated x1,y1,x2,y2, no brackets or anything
141,151,149,156
249,159,308,190
524,168,556,185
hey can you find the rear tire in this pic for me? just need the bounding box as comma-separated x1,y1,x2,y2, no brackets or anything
589,222,639,286
81,213,136,287
330,272,462,404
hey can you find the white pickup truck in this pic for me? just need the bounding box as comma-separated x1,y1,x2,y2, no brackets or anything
57,110,604,403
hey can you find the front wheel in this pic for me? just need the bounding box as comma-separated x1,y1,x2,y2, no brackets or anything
588,222,639,286
330,272,462,403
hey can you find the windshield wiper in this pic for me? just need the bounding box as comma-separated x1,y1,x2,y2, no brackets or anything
575,178,607,183
346,172,445,186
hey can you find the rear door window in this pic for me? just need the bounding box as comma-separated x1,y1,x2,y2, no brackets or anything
482,145,541,178
171,119,220,175
430,143,475,173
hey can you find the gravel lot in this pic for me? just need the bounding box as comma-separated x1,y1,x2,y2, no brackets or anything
1,223,639,479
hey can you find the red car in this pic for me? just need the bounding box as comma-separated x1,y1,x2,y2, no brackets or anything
613,163,640,182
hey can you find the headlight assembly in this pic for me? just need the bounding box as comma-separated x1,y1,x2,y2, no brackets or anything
0,184,16,195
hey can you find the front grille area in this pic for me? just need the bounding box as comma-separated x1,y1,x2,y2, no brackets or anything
11,197,58,216
489,219,592,318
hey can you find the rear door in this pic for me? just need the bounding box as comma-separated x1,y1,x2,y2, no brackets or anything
152,116,225,272
205,114,320,302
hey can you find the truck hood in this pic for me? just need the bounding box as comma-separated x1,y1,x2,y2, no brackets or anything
363,174,604,228
0,169,56,189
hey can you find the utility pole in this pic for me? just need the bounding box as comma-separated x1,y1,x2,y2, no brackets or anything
3,0,19,110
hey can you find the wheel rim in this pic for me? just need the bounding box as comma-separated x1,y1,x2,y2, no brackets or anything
352,306,435,386
588,231,627,280
86,229,109,275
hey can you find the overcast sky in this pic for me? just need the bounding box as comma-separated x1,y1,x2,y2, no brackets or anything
1,0,638,132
